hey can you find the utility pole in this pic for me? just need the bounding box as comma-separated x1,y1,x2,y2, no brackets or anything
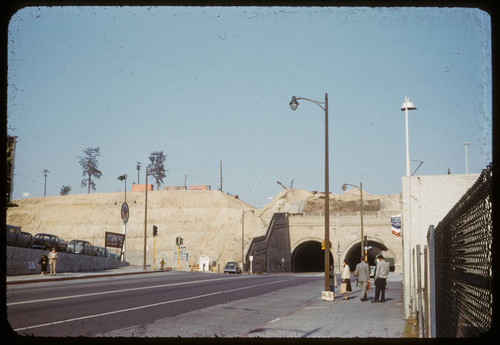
143,168,149,270
464,142,469,175
220,160,223,192
43,169,50,197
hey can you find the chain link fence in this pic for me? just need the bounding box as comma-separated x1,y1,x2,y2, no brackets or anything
428,164,493,337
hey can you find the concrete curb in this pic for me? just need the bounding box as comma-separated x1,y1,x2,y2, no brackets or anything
6,268,168,285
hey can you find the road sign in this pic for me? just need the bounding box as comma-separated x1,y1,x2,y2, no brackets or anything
121,202,129,224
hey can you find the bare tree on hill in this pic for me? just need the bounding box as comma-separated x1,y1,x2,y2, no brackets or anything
78,147,102,194
147,151,167,191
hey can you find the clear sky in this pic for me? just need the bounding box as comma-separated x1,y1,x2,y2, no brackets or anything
7,6,492,208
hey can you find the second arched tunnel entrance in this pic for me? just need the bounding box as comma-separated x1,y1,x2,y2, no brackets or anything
343,240,391,271
291,241,334,272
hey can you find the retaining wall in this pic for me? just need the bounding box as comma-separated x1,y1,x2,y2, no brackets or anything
6,246,128,276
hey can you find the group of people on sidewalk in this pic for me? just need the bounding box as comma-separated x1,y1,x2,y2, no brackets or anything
329,254,390,302
37,248,58,276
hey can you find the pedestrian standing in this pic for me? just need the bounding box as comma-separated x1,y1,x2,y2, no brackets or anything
354,257,370,301
372,254,390,303
48,248,58,276
340,260,352,300
38,254,48,276
329,264,337,297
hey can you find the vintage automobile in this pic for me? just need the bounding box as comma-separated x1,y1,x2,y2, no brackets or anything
66,239,94,255
32,233,67,252
6,225,32,248
223,261,242,274
92,246,109,257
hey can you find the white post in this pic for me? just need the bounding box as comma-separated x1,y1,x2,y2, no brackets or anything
405,101,411,177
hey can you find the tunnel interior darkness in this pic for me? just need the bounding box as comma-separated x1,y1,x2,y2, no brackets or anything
343,240,389,271
292,241,334,272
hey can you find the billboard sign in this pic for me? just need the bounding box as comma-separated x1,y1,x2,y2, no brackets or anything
105,232,125,249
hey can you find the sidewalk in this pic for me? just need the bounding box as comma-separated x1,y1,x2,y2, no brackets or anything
243,273,406,337
6,265,164,284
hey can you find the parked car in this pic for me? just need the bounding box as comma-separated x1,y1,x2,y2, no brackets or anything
223,261,242,274
6,225,32,248
109,252,121,260
92,246,109,257
32,233,67,252
66,240,93,255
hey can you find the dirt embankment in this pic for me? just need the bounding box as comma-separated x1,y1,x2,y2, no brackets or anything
7,188,398,268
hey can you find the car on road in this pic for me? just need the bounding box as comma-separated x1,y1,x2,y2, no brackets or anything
223,261,242,274
66,239,93,255
32,233,67,252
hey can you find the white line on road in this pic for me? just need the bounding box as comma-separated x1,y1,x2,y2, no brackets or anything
13,278,296,332
7,276,252,306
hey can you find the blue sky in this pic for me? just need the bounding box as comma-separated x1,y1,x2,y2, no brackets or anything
7,6,492,208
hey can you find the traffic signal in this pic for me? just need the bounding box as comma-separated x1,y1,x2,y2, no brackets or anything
153,225,158,237
180,237,183,245
321,240,331,250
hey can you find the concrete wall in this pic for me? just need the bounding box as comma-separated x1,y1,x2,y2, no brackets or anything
401,173,479,318
6,246,128,276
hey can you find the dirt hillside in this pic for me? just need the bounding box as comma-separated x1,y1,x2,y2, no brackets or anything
7,188,399,269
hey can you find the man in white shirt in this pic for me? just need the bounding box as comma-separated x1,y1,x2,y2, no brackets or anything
372,254,390,303
48,248,58,276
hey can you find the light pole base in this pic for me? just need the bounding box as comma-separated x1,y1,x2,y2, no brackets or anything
321,291,334,301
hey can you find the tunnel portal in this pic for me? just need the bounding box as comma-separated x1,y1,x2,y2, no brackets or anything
291,241,334,273
343,240,389,271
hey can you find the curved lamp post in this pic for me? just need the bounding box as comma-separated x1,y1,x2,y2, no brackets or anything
342,182,364,260
117,174,128,261
289,93,330,292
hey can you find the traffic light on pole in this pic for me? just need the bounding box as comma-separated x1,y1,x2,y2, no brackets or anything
153,225,158,237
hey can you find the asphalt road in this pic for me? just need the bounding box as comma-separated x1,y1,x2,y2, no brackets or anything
7,271,322,337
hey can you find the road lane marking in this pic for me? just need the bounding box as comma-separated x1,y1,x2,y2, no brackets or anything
13,278,296,332
7,275,254,306
239,299,316,337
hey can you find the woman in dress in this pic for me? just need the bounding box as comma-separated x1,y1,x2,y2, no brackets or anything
38,254,48,276
341,260,352,300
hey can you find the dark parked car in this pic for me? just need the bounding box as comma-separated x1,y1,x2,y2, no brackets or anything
6,225,32,248
92,246,109,257
223,261,242,274
66,239,93,255
32,233,67,251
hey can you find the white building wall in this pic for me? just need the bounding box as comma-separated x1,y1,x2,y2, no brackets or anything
401,173,479,318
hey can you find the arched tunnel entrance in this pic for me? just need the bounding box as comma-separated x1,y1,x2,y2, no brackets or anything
291,241,334,272
343,240,391,271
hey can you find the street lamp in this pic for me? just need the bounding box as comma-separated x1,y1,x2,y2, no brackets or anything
117,174,128,261
143,168,150,270
401,96,417,176
289,93,330,292
342,182,364,260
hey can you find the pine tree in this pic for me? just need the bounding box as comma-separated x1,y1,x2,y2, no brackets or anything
78,147,102,194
